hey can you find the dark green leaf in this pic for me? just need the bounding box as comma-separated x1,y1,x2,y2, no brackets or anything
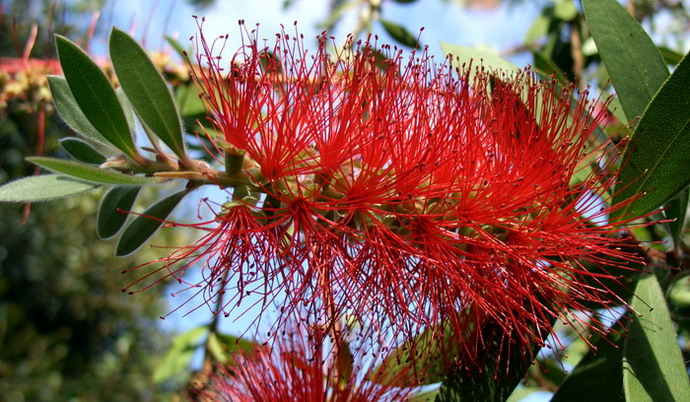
47,75,110,146
665,189,688,249
27,157,163,185
116,189,187,256
97,186,141,240
54,35,142,161
381,20,418,48
434,332,531,402
623,273,690,400
611,49,690,219
59,138,107,165
583,0,669,123
152,326,207,384
110,28,187,160
0,174,98,202
552,326,625,401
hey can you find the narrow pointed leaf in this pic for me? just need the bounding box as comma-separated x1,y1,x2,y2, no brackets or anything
97,186,141,240
116,189,187,256
110,28,186,159
59,138,107,165
582,0,668,123
116,87,137,136
48,75,110,146
381,20,418,48
27,157,163,185
611,49,690,219
55,35,141,161
152,326,208,384
666,189,688,247
623,273,690,400
0,174,98,202
552,325,625,401
164,35,187,59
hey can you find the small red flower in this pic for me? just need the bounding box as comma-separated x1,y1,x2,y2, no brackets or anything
200,322,416,402
132,19,649,373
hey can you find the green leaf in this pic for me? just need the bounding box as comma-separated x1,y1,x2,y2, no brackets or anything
381,20,418,48
152,326,208,384
115,87,137,136
109,28,187,160
116,189,187,256
214,333,261,366
623,273,690,401
552,326,625,401
47,75,110,146
164,34,187,59
611,49,690,219
665,189,688,250
582,0,669,123
658,46,684,66
97,186,141,240
434,338,530,402
59,138,107,165
441,42,519,79
27,157,163,185
54,35,142,161
372,320,459,387
554,0,578,21
0,174,99,202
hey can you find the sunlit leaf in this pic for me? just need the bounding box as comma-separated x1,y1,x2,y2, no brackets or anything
48,75,110,146
611,49,690,219
55,35,141,161
582,0,668,123
110,28,187,160
152,326,208,384
0,174,99,203
623,273,690,400
27,157,163,185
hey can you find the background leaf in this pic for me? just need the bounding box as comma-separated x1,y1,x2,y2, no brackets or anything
582,0,669,123
0,174,98,202
381,20,418,48
611,49,690,219
623,273,690,401
27,157,163,185
152,326,207,384
109,28,187,160
55,35,141,161
115,189,188,256
97,186,141,240
441,42,518,78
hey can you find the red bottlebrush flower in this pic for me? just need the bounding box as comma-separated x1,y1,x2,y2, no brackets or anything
130,19,650,375
200,322,416,402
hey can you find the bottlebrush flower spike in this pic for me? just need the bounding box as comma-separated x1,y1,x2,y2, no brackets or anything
128,19,650,376
199,321,416,401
